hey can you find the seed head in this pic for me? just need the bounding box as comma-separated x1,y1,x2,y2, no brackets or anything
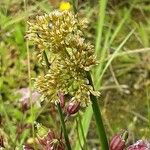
26,10,99,106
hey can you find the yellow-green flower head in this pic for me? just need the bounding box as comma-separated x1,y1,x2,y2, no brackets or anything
27,10,87,55
27,10,99,106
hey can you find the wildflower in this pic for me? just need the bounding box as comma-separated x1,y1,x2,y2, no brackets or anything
26,10,99,106
36,124,65,150
66,101,80,115
17,88,41,112
59,1,71,11
58,92,65,108
109,130,128,150
127,140,150,150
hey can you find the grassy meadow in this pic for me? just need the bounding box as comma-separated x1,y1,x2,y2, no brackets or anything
0,0,150,149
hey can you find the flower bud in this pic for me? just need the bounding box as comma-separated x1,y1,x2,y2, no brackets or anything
58,92,65,108
21,100,29,112
67,101,80,115
109,130,128,150
17,88,41,112
127,140,150,150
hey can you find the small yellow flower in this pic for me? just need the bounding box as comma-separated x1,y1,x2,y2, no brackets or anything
59,1,71,11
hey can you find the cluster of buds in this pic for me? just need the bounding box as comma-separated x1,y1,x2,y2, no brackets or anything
36,124,65,150
109,130,150,150
37,130,64,150
23,123,65,150
58,92,80,115
26,10,99,107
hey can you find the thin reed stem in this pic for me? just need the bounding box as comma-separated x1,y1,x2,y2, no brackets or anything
76,119,84,150
24,0,36,149
77,113,88,150
86,72,109,150
57,103,72,150
71,0,77,14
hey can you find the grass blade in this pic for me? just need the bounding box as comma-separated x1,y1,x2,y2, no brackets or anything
96,29,135,88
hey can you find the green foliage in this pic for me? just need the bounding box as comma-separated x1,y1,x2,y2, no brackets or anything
1,0,150,149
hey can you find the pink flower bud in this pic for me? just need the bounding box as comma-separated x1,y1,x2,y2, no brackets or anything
58,92,65,108
17,88,41,112
109,130,128,150
21,98,29,112
67,102,80,115
127,140,150,150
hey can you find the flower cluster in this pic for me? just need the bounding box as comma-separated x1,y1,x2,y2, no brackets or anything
37,130,64,150
36,124,65,150
26,10,99,106
23,124,65,150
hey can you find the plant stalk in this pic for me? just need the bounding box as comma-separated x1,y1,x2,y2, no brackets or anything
57,103,72,150
71,0,77,14
86,72,109,150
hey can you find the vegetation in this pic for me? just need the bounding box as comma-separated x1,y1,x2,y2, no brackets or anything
0,0,150,149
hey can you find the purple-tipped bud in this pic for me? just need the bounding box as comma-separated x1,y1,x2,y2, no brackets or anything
109,130,128,150
67,102,80,115
21,100,28,112
58,92,65,108
127,140,150,150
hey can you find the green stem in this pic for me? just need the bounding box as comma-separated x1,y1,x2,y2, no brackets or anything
57,103,72,150
71,0,77,14
78,113,88,150
76,119,84,150
86,72,109,150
